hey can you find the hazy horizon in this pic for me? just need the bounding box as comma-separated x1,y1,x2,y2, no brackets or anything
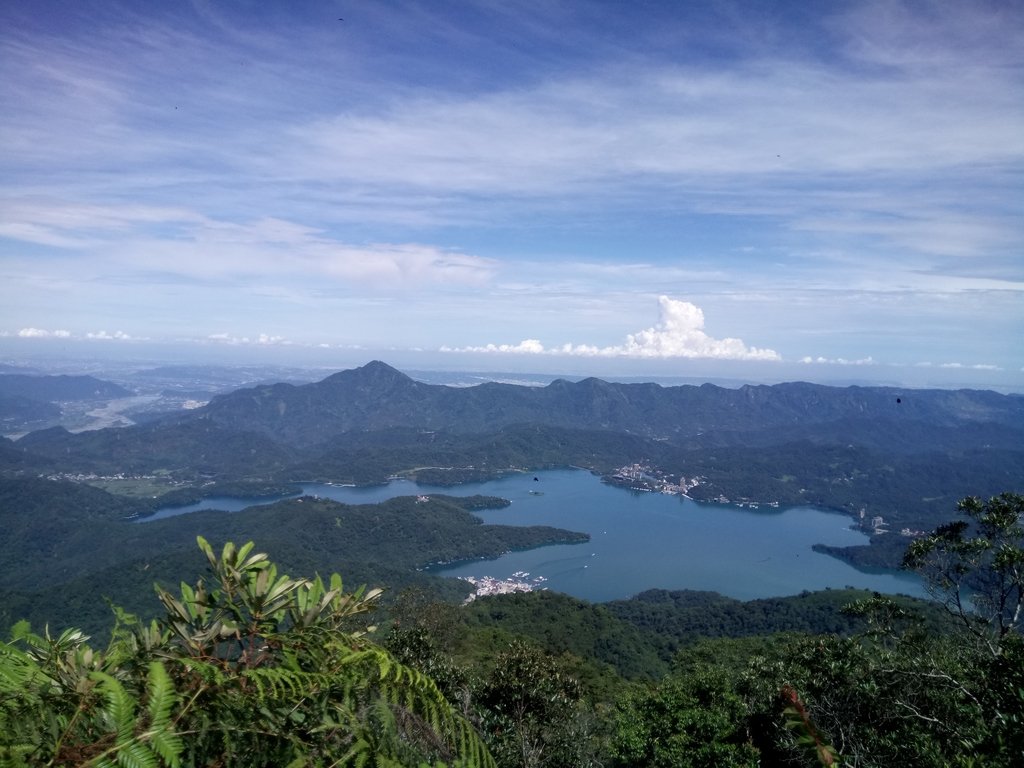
2,341,1021,394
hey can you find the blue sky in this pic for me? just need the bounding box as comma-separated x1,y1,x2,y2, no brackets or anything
1,0,1022,388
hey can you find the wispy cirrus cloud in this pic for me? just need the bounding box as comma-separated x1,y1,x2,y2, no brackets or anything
0,199,495,287
5,1,1021,258
297,65,1022,194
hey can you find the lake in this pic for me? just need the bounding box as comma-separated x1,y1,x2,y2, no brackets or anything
144,469,926,602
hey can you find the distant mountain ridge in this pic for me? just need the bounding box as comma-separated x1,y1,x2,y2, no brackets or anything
198,360,1024,449
0,374,135,435
0,374,132,402
0,395,61,425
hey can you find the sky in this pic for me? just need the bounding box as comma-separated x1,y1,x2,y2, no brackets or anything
1,0,1022,389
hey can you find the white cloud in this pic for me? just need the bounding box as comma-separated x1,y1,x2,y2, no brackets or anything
287,47,1024,264
17,327,71,338
85,330,137,341
297,61,1023,194
938,362,1002,371
616,297,780,360
916,361,1005,371
0,200,496,288
442,339,547,355
11,4,1015,261
207,333,251,345
207,332,292,347
800,356,877,366
444,296,780,361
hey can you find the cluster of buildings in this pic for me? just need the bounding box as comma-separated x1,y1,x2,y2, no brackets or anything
858,509,891,534
459,572,548,603
610,463,785,509
712,497,780,509
855,510,927,538
607,462,702,496
47,470,177,485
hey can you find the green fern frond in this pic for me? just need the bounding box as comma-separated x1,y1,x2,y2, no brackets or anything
113,740,157,768
241,666,329,702
147,730,182,768
145,662,176,730
91,671,136,743
0,643,40,693
172,656,225,685
0,743,38,768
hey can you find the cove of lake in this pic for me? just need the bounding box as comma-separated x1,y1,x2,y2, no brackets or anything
142,468,926,602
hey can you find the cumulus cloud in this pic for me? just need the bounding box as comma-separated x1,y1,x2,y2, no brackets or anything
208,333,252,345
442,339,547,355
207,332,292,346
85,330,137,341
17,327,71,338
800,356,877,366
914,361,1004,371
938,362,1002,371
617,297,780,360
443,296,780,361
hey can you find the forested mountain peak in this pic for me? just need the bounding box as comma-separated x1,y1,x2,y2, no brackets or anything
322,359,416,387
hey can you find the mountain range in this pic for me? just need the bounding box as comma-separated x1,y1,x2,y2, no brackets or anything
198,360,1023,449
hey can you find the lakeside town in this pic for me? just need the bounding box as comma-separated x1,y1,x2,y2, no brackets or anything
605,462,733,502
605,462,927,538
459,572,548,602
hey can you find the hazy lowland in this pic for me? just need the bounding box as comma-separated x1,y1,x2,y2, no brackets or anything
2,361,1022,766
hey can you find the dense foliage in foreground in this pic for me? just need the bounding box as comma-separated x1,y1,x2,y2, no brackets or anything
2,494,1022,766
0,538,494,767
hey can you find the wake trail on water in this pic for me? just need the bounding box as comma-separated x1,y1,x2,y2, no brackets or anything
533,553,594,569
531,552,600,579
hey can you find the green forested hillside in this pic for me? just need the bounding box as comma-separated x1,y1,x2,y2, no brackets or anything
0,478,583,637
676,441,1024,559
4,494,1022,767
13,420,296,478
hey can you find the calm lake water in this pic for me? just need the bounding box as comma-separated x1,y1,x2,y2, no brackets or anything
144,469,925,602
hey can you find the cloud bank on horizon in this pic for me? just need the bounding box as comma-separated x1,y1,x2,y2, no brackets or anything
445,296,780,361
0,0,1021,385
